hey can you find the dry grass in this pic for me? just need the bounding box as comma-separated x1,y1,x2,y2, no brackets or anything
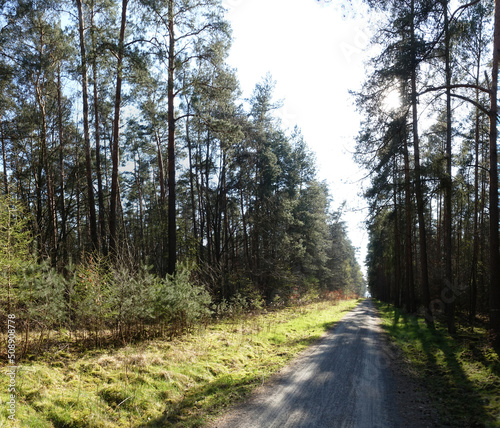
0,299,360,427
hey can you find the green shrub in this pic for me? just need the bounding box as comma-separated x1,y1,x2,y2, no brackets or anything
0,194,33,313
65,255,115,339
154,263,212,334
111,264,156,330
20,262,68,329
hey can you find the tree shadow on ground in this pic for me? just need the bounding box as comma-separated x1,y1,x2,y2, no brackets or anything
139,373,260,427
380,304,496,427
140,316,352,427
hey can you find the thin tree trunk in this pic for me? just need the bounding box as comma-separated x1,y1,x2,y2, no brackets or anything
135,156,144,255
222,151,230,276
156,130,166,204
33,29,52,259
196,134,205,261
443,0,456,334
393,159,402,307
403,127,416,313
76,144,82,251
57,64,67,261
470,40,483,325
489,0,500,346
185,106,199,245
109,0,128,254
167,0,177,275
470,103,480,326
76,0,98,251
91,0,106,254
34,72,57,262
411,0,433,327
155,129,167,275
1,119,8,195
204,134,212,264
240,187,251,270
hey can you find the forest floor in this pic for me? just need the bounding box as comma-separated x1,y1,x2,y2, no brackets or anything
377,301,500,427
0,298,359,427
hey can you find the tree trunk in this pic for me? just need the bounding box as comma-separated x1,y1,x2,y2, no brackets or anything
403,128,416,313
155,128,167,275
167,0,177,275
470,101,480,326
34,71,57,262
1,118,8,195
57,64,67,261
393,158,402,307
156,130,166,204
489,0,500,347
109,0,128,254
443,0,456,334
185,106,199,245
76,0,98,251
470,38,484,325
75,146,82,252
91,0,107,254
240,187,251,269
204,134,212,264
135,156,144,253
411,0,433,327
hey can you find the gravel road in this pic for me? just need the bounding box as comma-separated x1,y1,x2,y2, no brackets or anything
212,299,435,428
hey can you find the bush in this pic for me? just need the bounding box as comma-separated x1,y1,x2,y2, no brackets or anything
228,293,248,317
154,263,212,334
0,194,32,314
67,254,114,338
7,259,216,355
111,265,156,333
323,289,344,301
20,262,67,329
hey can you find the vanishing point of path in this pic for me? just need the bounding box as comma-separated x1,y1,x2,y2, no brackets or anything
212,299,438,428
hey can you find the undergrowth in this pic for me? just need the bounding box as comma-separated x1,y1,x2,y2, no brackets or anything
376,300,500,428
0,298,360,427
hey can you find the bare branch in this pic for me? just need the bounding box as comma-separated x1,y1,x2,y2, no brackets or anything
450,93,489,115
419,83,490,96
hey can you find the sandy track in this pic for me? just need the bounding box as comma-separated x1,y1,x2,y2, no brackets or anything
211,300,402,428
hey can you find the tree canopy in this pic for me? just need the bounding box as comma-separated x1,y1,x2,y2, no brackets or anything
0,0,365,342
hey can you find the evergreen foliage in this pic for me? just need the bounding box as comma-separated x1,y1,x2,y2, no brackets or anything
0,195,32,314
356,0,500,339
0,0,364,354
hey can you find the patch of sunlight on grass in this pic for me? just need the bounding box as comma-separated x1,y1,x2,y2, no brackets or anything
375,300,500,428
0,298,360,428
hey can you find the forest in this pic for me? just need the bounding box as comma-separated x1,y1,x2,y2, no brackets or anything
0,0,364,353
356,0,500,341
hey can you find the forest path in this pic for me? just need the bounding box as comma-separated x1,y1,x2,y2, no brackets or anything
211,299,438,428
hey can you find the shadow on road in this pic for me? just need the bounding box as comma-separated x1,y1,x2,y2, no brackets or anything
141,303,360,428
207,300,400,428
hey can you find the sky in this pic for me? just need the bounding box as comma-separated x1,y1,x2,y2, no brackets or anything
222,0,374,274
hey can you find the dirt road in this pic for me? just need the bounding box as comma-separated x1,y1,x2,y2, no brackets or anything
212,299,435,428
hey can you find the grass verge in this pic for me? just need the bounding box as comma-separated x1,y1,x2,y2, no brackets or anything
0,298,360,428
375,300,500,427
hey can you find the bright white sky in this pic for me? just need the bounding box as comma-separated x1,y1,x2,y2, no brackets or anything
223,0,374,274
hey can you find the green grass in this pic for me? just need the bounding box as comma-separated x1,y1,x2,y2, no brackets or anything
375,300,500,427
0,298,360,428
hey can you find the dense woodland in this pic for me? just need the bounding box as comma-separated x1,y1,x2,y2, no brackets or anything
0,0,364,351
356,0,500,340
